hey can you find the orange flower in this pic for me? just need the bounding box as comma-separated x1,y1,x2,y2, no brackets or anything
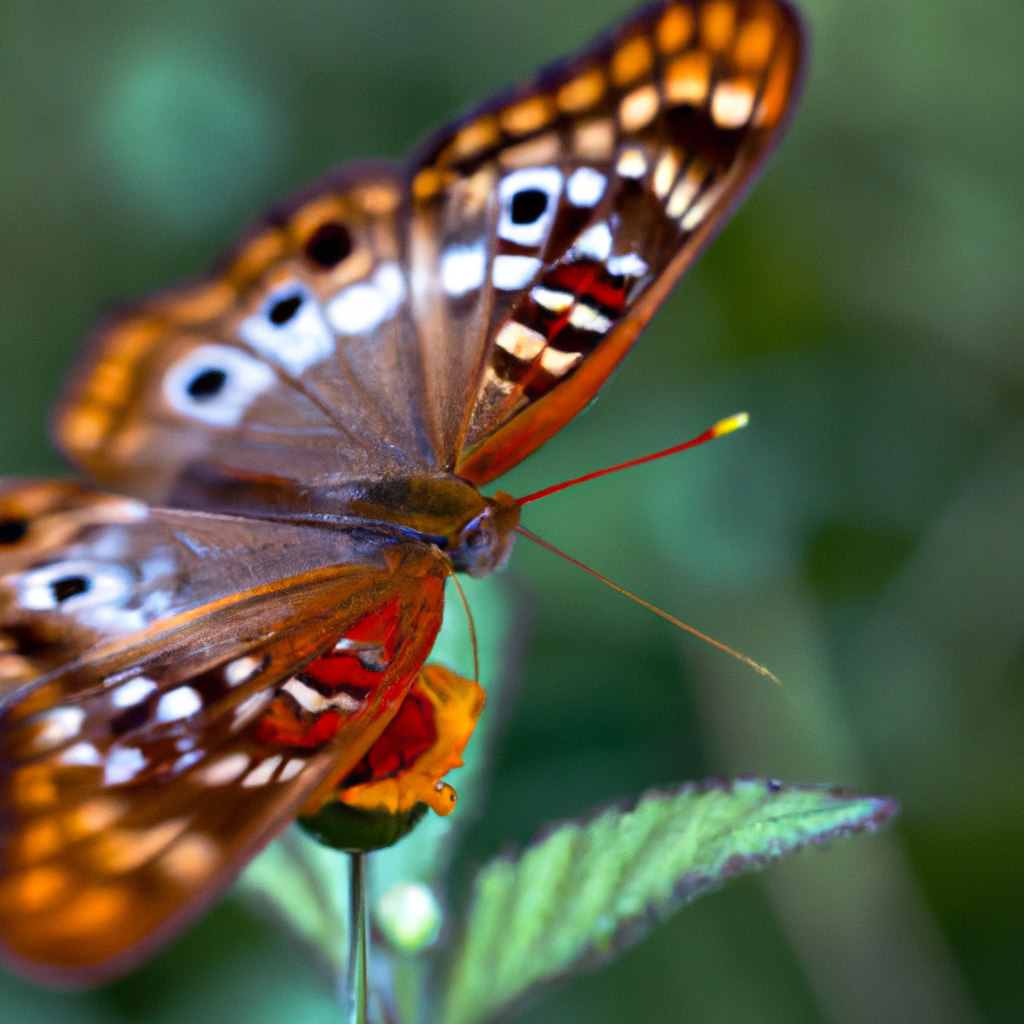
300,665,485,851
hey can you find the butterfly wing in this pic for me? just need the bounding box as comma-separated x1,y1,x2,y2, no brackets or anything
52,1,803,508
0,482,448,985
406,0,805,484
51,164,442,507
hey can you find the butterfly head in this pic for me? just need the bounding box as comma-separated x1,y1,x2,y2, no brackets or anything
446,489,519,579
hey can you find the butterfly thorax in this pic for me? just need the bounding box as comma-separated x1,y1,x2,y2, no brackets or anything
340,476,520,580
168,470,520,579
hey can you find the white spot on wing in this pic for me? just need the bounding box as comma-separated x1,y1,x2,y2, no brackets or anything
279,757,307,782
16,560,132,613
711,81,755,128
156,686,202,723
681,179,727,231
173,750,204,773
573,223,613,261
653,150,679,199
104,746,147,784
539,347,583,376
282,677,363,714
224,656,261,687
667,173,702,218
492,255,542,290
326,263,406,335
57,742,101,766
495,321,546,362
497,167,563,247
566,167,607,207
164,344,275,427
531,286,574,313
32,707,86,752
111,677,157,708
282,677,322,713
198,752,250,786
241,755,282,788
568,304,613,333
607,253,649,277
441,242,487,297
239,282,336,376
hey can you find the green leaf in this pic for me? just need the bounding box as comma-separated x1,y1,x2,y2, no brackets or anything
440,777,897,1024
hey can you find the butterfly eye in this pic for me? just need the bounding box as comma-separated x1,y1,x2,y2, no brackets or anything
462,525,488,551
497,167,563,246
164,344,276,426
304,221,353,269
0,518,28,545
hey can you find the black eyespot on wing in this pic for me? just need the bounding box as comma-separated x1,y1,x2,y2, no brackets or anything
52,576,89,602
0,519,28,545
305,222,353,268
510,189,549,225
269,294,303,325
186,369,227,399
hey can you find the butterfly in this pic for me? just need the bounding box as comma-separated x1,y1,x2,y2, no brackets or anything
0,0,804,987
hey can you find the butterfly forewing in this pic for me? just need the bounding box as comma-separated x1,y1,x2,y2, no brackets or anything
407,0,804,483
52,165,438,507
0,484,448,983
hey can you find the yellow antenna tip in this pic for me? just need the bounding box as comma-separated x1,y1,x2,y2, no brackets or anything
711,412,750,438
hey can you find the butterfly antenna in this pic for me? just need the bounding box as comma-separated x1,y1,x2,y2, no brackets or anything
518,413,748,505
449,571,480,684
515,525,779,685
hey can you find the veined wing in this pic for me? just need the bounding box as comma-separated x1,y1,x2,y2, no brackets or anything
0,482,448,984
405,0,805,483
51,164,440,508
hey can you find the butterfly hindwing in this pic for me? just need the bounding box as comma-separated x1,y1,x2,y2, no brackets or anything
0,483,448,984
407,0,805,483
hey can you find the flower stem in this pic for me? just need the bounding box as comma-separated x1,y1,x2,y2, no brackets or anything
346,851,368,1024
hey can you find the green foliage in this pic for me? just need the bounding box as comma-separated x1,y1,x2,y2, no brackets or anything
238,828,349,975
241,580,896,1024
441,780,895,1024
2,0,1019,1019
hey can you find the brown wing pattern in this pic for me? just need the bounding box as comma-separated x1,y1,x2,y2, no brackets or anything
52,165,439,506
51,1,802,504
0,483,448,984
407,0,805,484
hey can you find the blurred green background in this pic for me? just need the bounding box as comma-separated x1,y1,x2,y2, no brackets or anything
1,0,1022,1021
